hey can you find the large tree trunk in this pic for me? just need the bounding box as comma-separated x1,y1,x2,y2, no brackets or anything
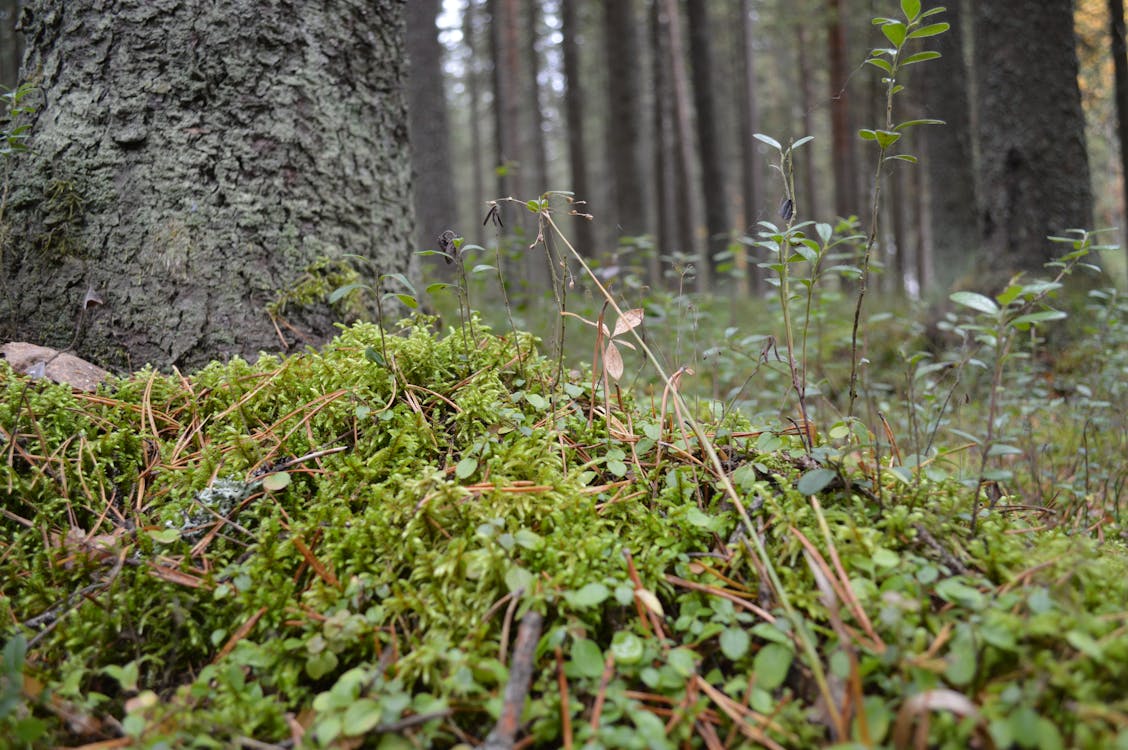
1110,0,1128,279
603,0,648,237
2,0,413,372
0,0,22,89
561,0,595,258
827,0,859,220
407,0,455,257
463,0,486,246
921,0,977,292
661,0,706,292
686,0,730,281
972,0,1093,285
738,0,763,294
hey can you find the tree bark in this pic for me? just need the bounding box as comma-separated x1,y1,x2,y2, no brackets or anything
0,0,22,90
687,0,731,280
827,0,859,220
921,0,977,292
661,0,706,292
972,0,1093,285
464,0,486,245
561,0,595,257
2,0,413,372
407,0,456,255
1110,0,1128,279
603,0,648,237
738,0,762,294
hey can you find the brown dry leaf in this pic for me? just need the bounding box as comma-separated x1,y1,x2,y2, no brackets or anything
891,689,979,749
612,308,644,338
603,341,624,381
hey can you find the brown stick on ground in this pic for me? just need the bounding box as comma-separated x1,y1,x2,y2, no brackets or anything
478,610,544,750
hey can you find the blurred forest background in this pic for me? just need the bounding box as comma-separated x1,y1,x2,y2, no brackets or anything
3,0,1124,299
403,0,1127,298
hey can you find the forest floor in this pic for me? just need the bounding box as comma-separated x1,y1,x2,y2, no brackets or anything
2,286,1127,749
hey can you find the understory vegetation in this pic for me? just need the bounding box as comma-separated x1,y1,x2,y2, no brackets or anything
2,251,1126,748
3,4,1127,748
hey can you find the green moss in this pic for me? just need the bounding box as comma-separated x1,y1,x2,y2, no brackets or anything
1,319,1127,748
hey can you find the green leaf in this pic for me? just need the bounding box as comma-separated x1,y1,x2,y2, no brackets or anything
261,472,291,492
342,698,384,736
667,647,698,677
720,627,751,660
796,468,836,495
383,271,417,295
471,264,496,274
872,548,900,568
570,638,605,678
874,129,902,148
569,582,611,608
881,20,907,46
391,293,418,309
328,283,368,305
901,50,942,66
611,631,645,665
909,22,950,38
950,291,999,315
935,578,986,610
901,0,921,20
147,528,181,544
455,457,478,479
753,133,782,150
859,128,878,141
790,135,815,151
865,57,894,75
1010,310,1067,328
894,118,945,131
505,565,533,594
425,282,451,294
884,153,918,164
753,643,794,690
1066,630,1103,659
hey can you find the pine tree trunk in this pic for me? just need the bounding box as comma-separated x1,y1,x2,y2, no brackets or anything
561,0,596,258
1109,0,1128,279
603,0,648,237
827,0,858,220
686,0,731,284
407,0,456,255
921,0,977,292
972,0,1093,284
2,0,413,372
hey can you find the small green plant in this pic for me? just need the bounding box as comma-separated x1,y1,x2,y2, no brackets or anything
942,229,1114,532
0,83,35,160
849,0,948,416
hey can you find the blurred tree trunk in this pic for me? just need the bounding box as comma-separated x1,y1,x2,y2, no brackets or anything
488,0,522,228
464,0,486,245
1,0,413,372
603,0,648,237
827,0,859,220
1110,0,1128,279
651,0,678,287
738,0,763,294
921,0,977,292
561,0,596,257
687,0,730,281
795,17,820,225
972,0,1093,284
407,0,455,254
522,0,549,289
661,0,707,292
0,0,22,89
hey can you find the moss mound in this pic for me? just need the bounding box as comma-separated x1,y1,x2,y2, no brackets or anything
2,319,1127,748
